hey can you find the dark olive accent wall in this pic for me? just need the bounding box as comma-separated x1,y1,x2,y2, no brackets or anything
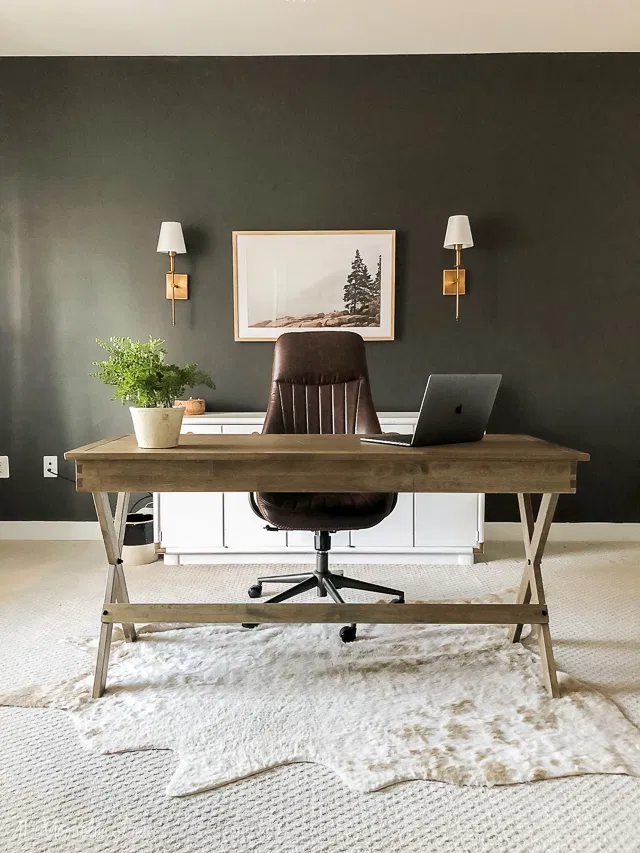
1,54,639,522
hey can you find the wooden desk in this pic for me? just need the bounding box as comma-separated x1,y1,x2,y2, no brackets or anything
65,433,589,699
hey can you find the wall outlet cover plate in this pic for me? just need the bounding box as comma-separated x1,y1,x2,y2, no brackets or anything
44,456,58,477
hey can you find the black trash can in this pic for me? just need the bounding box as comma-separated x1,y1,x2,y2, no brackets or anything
122,509,157,565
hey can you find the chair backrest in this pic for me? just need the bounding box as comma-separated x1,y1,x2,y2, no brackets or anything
262,331,381,435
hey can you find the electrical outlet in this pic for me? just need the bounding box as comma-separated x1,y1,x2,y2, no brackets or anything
0,456,9,478
44,455,58,478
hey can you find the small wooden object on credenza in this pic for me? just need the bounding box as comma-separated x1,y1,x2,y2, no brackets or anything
173,398,206,416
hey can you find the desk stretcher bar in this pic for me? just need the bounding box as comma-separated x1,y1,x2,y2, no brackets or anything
104,602,549,625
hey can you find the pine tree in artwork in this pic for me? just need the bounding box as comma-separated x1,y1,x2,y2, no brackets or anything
344,249,373,314
371,255,382,300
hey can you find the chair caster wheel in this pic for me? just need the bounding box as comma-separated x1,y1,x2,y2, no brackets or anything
391,598,404,604
242,623,258,629
248,584,262,599
339,625,357,643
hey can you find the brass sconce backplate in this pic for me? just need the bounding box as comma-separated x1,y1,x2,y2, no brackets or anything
165,274,189,300
443,269,466,296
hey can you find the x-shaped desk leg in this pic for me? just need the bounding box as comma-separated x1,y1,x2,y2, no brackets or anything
93,492,137,698
508,492,560,697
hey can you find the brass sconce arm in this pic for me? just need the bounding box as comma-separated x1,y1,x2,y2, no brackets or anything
442,244,465,321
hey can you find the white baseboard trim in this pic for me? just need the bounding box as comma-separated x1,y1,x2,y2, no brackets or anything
0,521,102,541
485,522,640,542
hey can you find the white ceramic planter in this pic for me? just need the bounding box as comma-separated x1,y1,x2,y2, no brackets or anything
129,407,184,449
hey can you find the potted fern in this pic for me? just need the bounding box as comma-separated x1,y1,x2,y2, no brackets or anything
92,337,214,448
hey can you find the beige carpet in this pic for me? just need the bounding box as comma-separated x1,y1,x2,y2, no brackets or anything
0,540,639,852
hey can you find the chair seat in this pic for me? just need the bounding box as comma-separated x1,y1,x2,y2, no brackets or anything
255,491,397,532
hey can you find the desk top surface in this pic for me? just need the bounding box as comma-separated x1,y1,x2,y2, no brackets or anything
66,433,589,464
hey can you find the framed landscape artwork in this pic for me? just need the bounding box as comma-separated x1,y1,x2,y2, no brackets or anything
233,230,396,341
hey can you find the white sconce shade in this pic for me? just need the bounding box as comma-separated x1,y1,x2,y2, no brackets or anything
157,221,187,254
443,215,473,250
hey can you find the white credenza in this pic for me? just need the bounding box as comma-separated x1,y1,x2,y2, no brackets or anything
155,412,484,566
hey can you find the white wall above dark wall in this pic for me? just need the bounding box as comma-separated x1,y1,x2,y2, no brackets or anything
1,0,640,57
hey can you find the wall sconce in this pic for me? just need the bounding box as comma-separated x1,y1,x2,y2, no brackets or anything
443,214,473,321
157,221,188,326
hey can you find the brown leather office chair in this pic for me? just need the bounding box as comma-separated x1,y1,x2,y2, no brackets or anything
246,331,404,642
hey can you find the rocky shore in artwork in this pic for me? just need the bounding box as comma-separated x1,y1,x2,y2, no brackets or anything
250,302,380,329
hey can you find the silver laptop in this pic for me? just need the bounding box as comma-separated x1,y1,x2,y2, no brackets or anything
361,374,501,447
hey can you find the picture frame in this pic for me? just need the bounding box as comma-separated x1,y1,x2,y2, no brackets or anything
232,230,396,341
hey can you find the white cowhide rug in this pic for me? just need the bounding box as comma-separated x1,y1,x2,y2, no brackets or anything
3,603,640,797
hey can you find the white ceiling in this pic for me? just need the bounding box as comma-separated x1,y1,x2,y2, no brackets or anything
1,0,639,57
